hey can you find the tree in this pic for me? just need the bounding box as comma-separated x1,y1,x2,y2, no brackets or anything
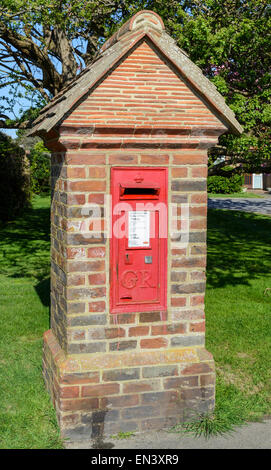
0,0,147,127
167,1,271,175
0,1,270,174
0,131,30,220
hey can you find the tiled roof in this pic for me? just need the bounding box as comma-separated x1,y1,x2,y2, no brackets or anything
28,10,243,136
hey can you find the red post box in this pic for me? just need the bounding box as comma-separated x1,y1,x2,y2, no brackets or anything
110,167,168,313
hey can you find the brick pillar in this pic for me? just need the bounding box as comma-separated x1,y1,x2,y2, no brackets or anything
27,9,243,442
42,130,218,440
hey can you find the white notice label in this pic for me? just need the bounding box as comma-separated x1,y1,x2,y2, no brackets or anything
128,211,150,248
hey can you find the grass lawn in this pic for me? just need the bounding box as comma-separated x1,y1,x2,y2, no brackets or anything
0,196,271,447
203,209,271,433
208,192,263,198
0,195,62,449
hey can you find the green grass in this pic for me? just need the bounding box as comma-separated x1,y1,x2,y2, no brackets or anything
208,192,263,198
1,197,271,446
0,195,63,449
173,209,271,437
206,210,271,425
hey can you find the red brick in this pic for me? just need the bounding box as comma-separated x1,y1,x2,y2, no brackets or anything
190,321,205,332
87,247,106,258
172,153,207,165
61,372,100,385
88,273,106,285
190,206,207,217
108,154,138,164
164,376,199,389
190,218,206,229
191,295,205,306
105,328,126,339
88,167,106,178
67,167,86,178
171,248,187,257
191,193,207,204
141,154,169,164
60,398,98,411
59,386,80,398
88,194,105,204
171,167,188,178
151,323,186,336
82,383,120,397
182,363,213,375
66,153,106,165
68,180,106,192
128,326,149,337
191,166,207,178
67,193,86,205
171,297,187,307
140,337,168,349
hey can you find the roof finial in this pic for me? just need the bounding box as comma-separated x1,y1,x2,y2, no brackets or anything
100,10,164,53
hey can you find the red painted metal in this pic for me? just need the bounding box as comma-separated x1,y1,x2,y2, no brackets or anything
110,167,168,313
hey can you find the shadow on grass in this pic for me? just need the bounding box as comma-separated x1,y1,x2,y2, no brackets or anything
0,197,50,281
207,209,271,288
35,277,50,307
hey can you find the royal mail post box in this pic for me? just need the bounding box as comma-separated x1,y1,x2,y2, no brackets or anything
110,167,167,313
28,8,243,441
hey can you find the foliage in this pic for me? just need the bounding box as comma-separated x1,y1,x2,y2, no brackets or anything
0,0,145,127
167,1,271,175
0,131,30,221
207,174,244,194
0,1,270,174
29,141,50,195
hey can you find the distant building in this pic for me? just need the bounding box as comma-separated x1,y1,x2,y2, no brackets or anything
244,173,271,190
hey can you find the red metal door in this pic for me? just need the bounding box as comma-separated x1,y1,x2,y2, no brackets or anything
110,167,167,313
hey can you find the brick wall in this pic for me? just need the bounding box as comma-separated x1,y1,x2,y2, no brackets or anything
43,329,215,438
49,147,211,355
43,38,224,439
64,42,224,132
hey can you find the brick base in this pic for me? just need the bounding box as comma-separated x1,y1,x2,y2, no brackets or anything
43,329,215,440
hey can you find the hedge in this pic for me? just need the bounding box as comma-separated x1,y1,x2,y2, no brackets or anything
207,174,244,194
0,132,30,222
